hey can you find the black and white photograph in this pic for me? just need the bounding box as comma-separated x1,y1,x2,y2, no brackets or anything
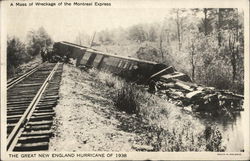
0,0,249,160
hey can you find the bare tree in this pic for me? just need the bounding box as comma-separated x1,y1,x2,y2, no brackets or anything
217,8,223,46
190,41,196,81
171,9,186,51
176,9,181,51
228,32,237,82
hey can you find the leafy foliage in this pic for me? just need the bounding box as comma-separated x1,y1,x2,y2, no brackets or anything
98,29,114,44
7,27,53,78
95,8,244,94
114,84,140,114
27,27,53,56
7,37,31,77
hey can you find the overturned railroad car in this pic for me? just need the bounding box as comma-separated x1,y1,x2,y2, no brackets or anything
52,41,243,115
52,41,167,82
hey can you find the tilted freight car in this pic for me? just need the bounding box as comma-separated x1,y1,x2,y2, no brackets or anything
52,41,169,82
52,41,244,116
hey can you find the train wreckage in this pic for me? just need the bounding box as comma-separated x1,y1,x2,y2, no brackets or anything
51,41,244,116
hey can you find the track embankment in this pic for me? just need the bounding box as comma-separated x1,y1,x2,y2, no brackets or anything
49,65,136,151
50,64,228,152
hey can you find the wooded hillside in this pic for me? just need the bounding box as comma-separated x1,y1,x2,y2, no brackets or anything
75,8,244,94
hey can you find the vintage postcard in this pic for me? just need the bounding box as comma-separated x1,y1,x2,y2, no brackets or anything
0,0,249,160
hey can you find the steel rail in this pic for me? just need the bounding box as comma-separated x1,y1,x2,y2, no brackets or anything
7,64,43,90
7,62,59,151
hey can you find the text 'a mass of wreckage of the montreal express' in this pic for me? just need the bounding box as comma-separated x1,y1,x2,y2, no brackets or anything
13,2,112,7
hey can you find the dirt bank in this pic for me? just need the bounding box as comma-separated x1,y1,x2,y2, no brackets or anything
49,64,226,152
49,65,136,151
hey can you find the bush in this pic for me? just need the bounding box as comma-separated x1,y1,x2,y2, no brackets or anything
26,27,53,56
136,46,162,63
90,69,124,89
7,37,31,78
113,84,141,114
89,69,141,114
201,126,225,151
88,68,99,77
98,72,117,88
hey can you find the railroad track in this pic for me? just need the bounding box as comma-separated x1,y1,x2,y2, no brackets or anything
7,64,42,90
7,62,63,151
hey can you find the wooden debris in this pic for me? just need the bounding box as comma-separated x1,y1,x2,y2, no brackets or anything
161,72,192,82
149,66,175,79
175,81,194,92
148,70,244,116
186,91,203,99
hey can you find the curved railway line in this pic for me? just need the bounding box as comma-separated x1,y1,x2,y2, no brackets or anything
7,62,63,151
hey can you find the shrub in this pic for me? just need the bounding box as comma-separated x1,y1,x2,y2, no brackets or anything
88,68,99,77
203,126,225,151
113,84,141,114
98,72,116,88
26,27,53,56
92,69,124,89
7,37,31,78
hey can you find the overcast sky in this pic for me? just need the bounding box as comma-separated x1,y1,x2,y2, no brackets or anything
6,7,171,42
5,0,246,43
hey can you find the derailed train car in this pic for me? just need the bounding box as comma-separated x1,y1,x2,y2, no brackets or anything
52,41,244,116
53,41,169,82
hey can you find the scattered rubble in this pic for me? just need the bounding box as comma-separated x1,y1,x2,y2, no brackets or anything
149,66,244,117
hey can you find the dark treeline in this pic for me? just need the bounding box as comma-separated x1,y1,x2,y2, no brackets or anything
76,8,244,94
7,27,53,78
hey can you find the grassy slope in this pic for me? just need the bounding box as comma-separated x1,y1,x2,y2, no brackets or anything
49,65,136,151
49,65,225,152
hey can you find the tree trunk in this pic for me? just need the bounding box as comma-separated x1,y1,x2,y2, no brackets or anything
191,60,195,81
191,44,195,81
229,34,237,83
235,9,240,82
176,9,181,51
229,9,239,83
217,9,223,46
232,57,236,82
203,9,208,36
159,35,164,62
159,21,166,63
